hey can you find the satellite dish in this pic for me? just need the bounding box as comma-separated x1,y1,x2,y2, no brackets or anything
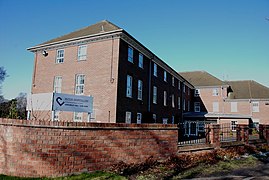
42,50,48,57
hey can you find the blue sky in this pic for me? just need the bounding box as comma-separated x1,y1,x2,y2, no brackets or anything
0,0,269,100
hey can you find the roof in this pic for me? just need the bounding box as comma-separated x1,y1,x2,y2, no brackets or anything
226,80,269,99
179,71,224,87
38,20,121,47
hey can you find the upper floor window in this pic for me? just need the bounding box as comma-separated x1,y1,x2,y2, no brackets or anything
78,45,87,61
138,53,143,68
153,63,157,77
213,88,219,96
75,74,85,95
183,84,186,93
138,80,143,100
172,77,175,86
128,46,133,63
178,81,181,90
231,121,237,131
171,94,175,108
231,102,238,112
153,86,157,104
194,89,200,97
183,98,186,111
56,49,64,63
164,71,167,82
178,97,181,109
53,76,62,93
164,91,167,106
194,102,200,112
252,102,259,112
126,75,133,98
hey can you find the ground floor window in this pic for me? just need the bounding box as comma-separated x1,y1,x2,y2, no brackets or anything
231,121,237,131
125,111,131,124
74,112,83,122
137,113,142,124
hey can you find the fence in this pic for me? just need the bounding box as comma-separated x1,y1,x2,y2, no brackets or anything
219,123,237,142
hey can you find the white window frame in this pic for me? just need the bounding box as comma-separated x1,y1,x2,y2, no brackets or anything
78,45,87,61
213,102,219,112
153,114,157,123
164,70,167,82
183,99,186,111
138,80,143,100
126,111,131,124
153,86,157,104
213,88,219,96
172,116,175,124
183,84,186,93
172,94,175,108
137,113,142,124
75,74,85,95
178,81,181,90
178,97,181,109
138,53,143,68
162,118,168,124
231,102,238,112
194,102,200,112
231,121,237,131
252,102,259,112
153,63,157,77
164,91,167,106
73,112,83,122
53,76,62,93
194,89,200,97
172,77,175,86
56,49,64,63
128,46,133,63
126,75,133,98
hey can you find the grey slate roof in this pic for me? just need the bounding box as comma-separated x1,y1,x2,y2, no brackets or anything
226,80,269,99
179,71,224,87
39,20,121,46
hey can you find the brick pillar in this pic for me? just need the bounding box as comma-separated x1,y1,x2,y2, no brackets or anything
259,124,265,139
237,125,249,144
265,126,269,144
206,124,220,148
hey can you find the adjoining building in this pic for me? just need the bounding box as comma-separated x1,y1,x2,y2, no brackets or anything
27,20,194,124
179,71,269,129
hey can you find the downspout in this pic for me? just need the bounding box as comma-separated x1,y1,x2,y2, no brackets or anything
148,57,153,112
110,37,115,83
32,52,38,91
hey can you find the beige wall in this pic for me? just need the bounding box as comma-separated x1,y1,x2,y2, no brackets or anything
31,38,120,122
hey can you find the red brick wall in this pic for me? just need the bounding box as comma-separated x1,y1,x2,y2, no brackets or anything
0,118,178,177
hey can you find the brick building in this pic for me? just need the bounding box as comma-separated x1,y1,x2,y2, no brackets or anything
179,71,269,127
27,20,193,124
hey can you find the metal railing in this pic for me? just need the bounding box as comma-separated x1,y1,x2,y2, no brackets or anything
178,121,211,145
219,123,237,142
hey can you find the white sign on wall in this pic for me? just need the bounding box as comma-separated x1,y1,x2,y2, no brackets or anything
52,93,93,113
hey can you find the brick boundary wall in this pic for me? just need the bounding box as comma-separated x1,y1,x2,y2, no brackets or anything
0,118,178,177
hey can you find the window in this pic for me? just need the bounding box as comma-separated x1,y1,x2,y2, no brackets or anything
56,49,64,63
172,116,174,124
194,102,200,112
137,113,142,124
231,102,238,112
78,45,87,61
138,80,143,100
213,88,219,96
213,102,219,112
190,122,197,136
53,111,60,121
153,63,157,77
172,94,175,108
128,46,133,63
252,102,259,112
125,111,131,124
231,121,237,131
183,84,186,93
198,122,205,132
178,81,181,90
75,74,85,95
153,86,157,104
164,71,167,82
172,77,175,86
126,75,132,98
162,118,168,124
188,100,190,111
194,89,200,97
178,97,181,109
138,53,143,68
153,114,157,123
164,91,167,106
183,99,186,111
74,112,83,122
53,76,62,93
